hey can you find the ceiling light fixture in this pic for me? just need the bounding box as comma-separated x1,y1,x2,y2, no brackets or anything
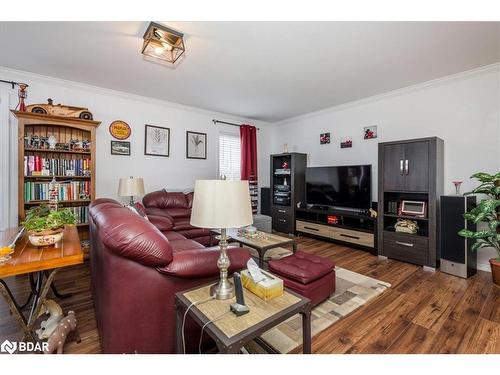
142,22,185,64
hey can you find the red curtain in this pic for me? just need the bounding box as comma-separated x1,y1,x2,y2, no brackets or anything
240,125,258,180
240,125,258,213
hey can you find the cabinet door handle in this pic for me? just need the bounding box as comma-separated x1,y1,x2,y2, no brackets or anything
405,160,409,175
400,160,404,175
303,226,319,231
395,241,414,247
278,218,287,223
278,209,286,213
340,233,360,240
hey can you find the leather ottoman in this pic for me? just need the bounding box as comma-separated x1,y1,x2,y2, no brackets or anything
268,251,335,306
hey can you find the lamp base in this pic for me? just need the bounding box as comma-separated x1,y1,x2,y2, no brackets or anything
210,279,234,300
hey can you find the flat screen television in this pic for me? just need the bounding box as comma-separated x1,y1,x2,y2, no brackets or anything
305,165,371,210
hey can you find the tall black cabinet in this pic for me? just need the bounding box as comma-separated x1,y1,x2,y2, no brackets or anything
378,137,444,269
270,152,307,234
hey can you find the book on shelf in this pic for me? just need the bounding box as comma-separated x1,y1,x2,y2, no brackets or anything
67,206,89,224
24,155,91,177
24,181,91,202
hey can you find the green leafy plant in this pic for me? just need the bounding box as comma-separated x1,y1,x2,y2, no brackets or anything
458,172,500,260
22,205,76,233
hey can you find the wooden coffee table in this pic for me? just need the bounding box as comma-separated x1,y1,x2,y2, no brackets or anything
211,229,297,268
0,226,83,343
175,280,311,354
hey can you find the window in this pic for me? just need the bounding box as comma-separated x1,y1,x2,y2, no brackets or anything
218,132,241,181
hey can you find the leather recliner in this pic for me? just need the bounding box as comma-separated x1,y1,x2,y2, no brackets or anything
142,189,213,246
89,198,251,353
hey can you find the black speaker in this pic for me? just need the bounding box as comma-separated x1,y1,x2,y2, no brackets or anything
440,195,477,278
260,187,271,216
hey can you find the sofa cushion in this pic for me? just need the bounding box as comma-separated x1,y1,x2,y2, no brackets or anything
177,227,211,239
268,251,335,284
162,231,186,241
170,239,205,253
148,214,174,231
142,189,169,209
167,208,191,219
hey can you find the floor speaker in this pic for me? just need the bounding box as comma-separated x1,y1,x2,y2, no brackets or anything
440,195,477,278
260,187,271,216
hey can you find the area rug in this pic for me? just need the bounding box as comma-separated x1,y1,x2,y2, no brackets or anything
245,267,391,354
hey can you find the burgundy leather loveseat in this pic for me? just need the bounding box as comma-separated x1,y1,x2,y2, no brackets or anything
89,198,251,354
142,189,213,246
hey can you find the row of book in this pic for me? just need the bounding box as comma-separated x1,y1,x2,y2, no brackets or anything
24,156,91,177
24,181,91,202
67,206,89,225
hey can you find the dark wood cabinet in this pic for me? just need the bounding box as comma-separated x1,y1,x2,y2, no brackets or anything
382,140,429,192
270,152,307,234
378,137,443,269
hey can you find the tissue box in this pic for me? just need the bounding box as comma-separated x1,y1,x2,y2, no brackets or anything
240,269,284,301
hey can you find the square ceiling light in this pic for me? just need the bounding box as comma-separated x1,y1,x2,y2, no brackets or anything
142,22,185,64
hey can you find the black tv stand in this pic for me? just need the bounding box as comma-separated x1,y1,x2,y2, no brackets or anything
295,206,377,255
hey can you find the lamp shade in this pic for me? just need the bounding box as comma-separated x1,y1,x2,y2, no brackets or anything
118,177,145,197
190,180,253,229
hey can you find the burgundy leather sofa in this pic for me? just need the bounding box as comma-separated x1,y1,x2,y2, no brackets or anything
89,198,251,354
142,189,213,246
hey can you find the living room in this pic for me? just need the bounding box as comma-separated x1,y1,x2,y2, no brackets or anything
0,1,499,373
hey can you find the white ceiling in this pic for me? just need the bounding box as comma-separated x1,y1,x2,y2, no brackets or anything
0,22,498,122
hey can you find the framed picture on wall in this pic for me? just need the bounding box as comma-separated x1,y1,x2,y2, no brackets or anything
186,131,207,159
111,141,130,156
145,125,170,157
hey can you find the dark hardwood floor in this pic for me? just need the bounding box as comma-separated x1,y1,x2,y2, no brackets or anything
1,235,498,354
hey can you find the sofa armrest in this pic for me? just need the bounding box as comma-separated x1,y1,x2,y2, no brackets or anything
157,246,251,279
148,214,174,231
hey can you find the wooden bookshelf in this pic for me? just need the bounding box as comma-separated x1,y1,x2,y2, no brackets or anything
12,110,100,247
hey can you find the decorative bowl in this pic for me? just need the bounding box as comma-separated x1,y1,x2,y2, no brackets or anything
28,228,64,247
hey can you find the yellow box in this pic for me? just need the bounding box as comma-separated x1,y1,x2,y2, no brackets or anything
240,269,283,301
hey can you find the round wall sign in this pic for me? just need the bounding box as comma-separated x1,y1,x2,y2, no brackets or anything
109,120,131,140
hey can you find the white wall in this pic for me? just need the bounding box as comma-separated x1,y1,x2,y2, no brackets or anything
0,67,272,228
269,65,500,271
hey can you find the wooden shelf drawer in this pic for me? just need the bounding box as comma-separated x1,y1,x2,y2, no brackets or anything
383,231,428,265
296,220,331,237
331,227,374,248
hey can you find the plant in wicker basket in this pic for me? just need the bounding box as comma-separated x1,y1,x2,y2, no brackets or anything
22,205,76,246
458,172,500,284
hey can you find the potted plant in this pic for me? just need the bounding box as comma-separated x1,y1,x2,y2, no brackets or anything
22,205,76,247
458,172,500,285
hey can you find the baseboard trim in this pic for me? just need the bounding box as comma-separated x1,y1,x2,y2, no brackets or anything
476,262,491,273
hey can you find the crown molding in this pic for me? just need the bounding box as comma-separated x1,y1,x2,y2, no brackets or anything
0,65,271,128
275,63,500,126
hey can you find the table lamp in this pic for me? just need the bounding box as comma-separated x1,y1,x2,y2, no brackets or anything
190,179,253,300
118,176,145,206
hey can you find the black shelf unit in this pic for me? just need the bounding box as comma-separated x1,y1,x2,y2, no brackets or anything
270,152,307,234
378,137,444,268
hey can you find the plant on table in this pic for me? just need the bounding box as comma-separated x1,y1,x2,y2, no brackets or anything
23,205,76,234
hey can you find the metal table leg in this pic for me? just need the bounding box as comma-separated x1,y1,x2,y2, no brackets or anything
0,279,33,341
0,269,60,344
302,309,312,354
175,299,184,354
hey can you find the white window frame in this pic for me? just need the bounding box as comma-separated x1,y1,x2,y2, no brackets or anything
217,130,241,181
0,86,11,230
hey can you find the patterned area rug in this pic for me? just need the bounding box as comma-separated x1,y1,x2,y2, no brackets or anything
246,267,391,353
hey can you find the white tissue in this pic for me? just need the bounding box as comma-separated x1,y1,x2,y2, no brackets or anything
247,258,266,283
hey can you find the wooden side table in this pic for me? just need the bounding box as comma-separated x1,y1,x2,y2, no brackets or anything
0,226,83,344
175,280,311,354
